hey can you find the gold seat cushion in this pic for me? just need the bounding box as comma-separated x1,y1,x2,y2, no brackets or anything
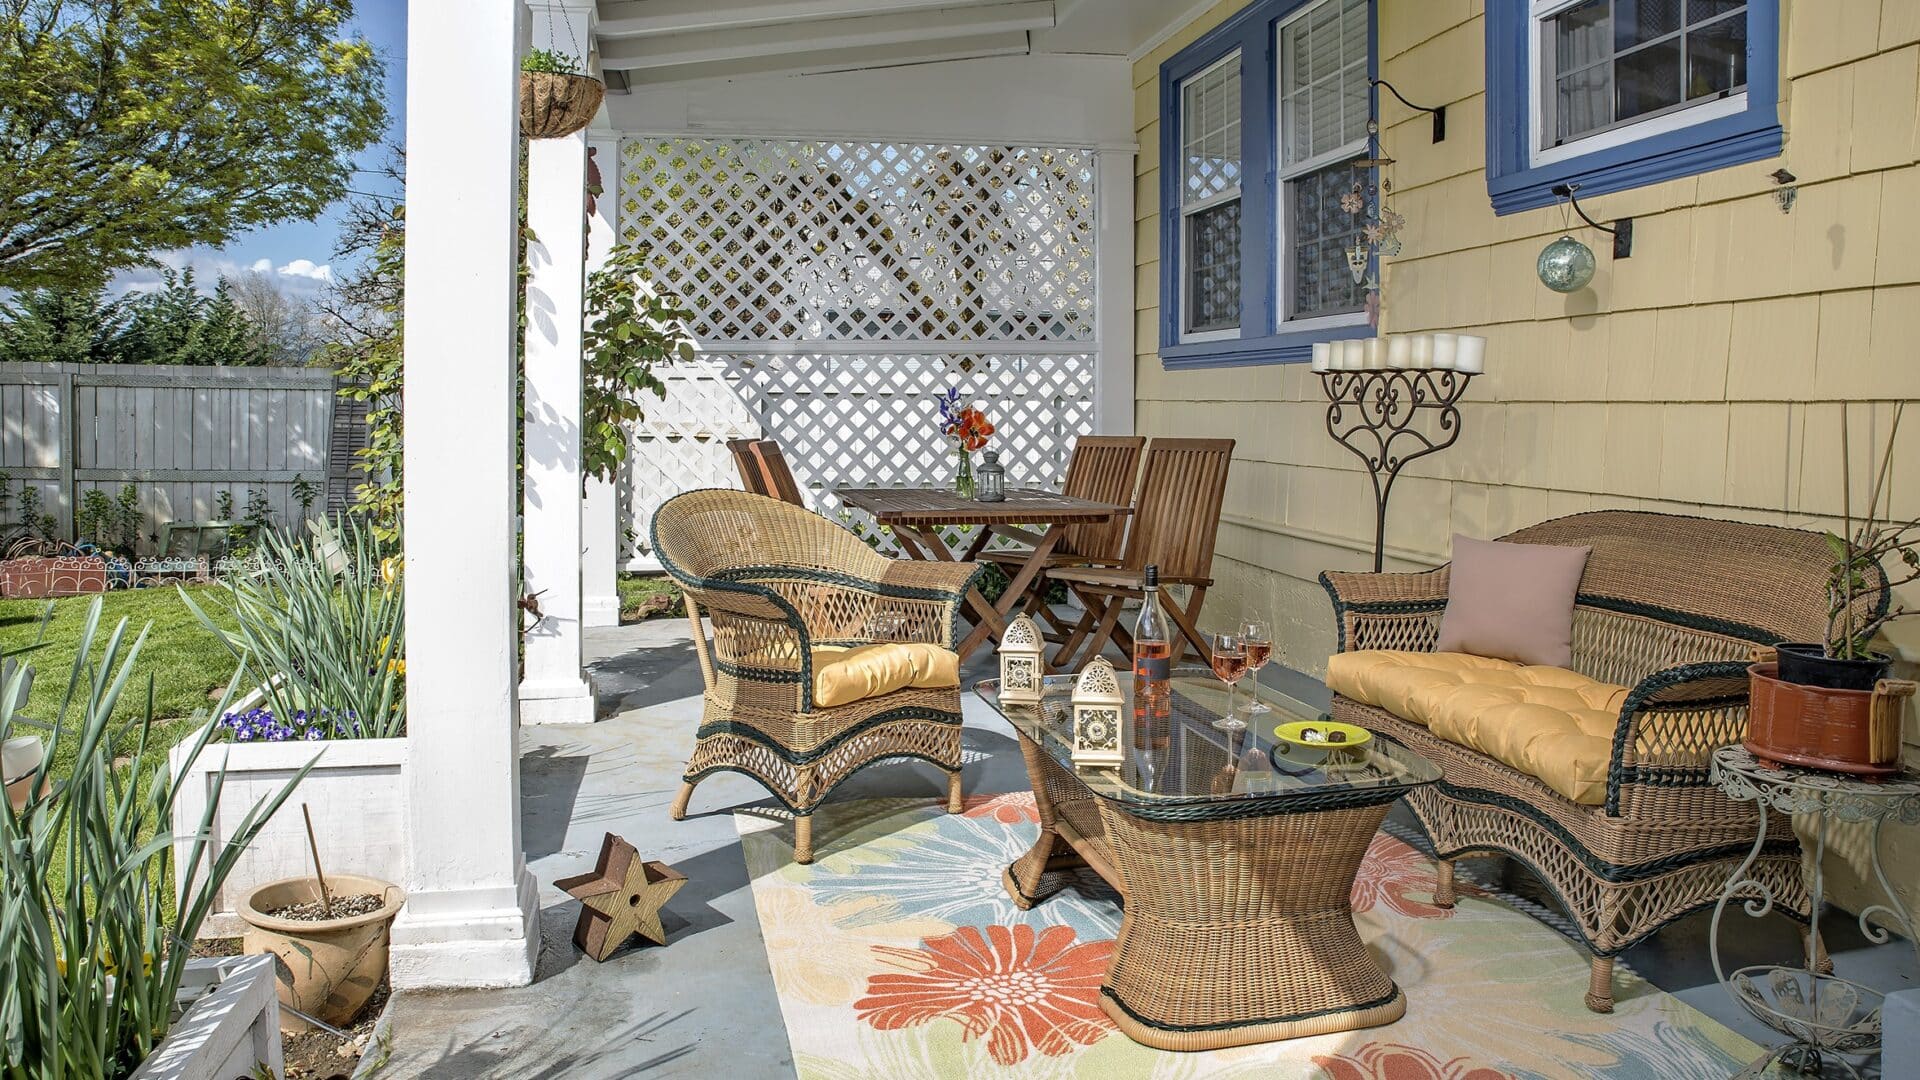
811,643,961,708
1327,650,1630,806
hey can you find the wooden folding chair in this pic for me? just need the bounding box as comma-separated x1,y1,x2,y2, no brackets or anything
727,438,770,496
980,435,1143,634
1049,438,1234,671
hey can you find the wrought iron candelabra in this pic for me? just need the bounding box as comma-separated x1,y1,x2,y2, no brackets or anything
1320,368,1476,572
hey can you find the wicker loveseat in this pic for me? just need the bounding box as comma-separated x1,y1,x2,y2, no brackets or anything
653,489,985,863
1321,511,1862,1012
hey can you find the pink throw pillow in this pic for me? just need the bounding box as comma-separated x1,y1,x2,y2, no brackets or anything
1434,534,1592,669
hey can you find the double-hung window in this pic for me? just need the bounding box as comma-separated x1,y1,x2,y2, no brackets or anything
1180,54,1244,340
1162,0,1377,367
1278,0,1370,327
1487,0,1779,213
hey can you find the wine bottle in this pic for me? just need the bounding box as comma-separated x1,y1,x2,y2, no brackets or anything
1132,564,1171,752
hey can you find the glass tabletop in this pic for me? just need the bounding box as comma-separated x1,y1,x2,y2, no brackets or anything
975,667,1439,811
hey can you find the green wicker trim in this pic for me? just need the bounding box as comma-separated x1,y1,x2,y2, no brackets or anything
712,658,807,685
1605,660,1751,814
682,752,962,816
1099,984,1402,1034
693,704,963,766
1318,571,1447,653
1111,783,1417,824
713,563,977,604
1575,594,1778,646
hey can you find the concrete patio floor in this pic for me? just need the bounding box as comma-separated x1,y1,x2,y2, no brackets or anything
376,615,1916,1079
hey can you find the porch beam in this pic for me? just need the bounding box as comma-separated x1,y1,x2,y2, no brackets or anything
597,0,1022,39
390,0,538,989
581,131,623,630
611,32,1033,83
597,2,1051,72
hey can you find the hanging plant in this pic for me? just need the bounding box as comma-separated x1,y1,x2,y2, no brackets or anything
520,49,604,140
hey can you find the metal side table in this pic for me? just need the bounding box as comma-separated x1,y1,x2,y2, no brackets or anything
1709,745,1920,1078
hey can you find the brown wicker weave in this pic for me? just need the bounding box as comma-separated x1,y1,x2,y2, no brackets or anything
652,489,983,863
519,71,605,139
1320,510,1880,1011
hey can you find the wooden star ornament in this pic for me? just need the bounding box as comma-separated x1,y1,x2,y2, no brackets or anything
555,832,687,961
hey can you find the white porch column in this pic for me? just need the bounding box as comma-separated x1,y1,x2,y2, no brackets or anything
517,0,600,724
581,131,623,629
1094,147,1137,435
391,0,537,988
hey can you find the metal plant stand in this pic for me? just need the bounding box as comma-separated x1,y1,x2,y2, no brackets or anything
1708,746,1920,1079
1319,369,1476,572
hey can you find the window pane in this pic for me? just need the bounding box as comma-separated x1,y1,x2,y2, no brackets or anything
1279,0,1370,168
1556,65,1612,141
1287,160,1365,321
1182,56,1242,205
1686,12,1746,98
1615,0,1682,50
1616,35,1683,120
1555,0,1612,72
1687,0,1744,21
1186,199,1242,334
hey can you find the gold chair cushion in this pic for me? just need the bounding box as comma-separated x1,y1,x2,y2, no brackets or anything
811,643,961,708
1327,650,1630,806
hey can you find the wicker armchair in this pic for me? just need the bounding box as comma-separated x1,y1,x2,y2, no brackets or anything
652,489,985,863
1321,511,1877,1012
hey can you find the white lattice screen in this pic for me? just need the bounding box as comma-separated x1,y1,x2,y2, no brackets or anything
617,137,1101,563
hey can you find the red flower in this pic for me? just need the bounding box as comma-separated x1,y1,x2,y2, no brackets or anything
961,791,1039,824
1314,1042,1516,1080
856,925,1113,1064
943,406,995,452
1350,834,1476,920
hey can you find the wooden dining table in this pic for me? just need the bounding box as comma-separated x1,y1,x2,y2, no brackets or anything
834,486,1131,665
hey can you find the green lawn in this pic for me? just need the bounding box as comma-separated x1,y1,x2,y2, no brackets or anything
0,586,239,771
618,572,685,622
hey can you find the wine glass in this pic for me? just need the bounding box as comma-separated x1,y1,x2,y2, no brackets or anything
1210,632,1247,732
1240,619,1273,715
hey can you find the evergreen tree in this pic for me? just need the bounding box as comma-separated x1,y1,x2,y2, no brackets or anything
189,280,257,366
121,269,209,365
0,286,128,363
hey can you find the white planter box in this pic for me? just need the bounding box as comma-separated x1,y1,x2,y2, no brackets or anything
171,737,409,938
131,956,284,1080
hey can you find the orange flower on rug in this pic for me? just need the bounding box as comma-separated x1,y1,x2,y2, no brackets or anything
960,791,1039,824
1314,1042,1517,1080
1350,833,1476,920
855,924,1113,1065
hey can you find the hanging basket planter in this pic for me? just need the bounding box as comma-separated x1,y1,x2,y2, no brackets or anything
520,70,604,140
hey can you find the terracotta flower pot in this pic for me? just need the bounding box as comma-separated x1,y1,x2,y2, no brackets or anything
239,874,404,1033
520,70,604,139
1745,662,1913,777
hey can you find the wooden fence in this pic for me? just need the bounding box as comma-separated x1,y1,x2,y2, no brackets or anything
0,363,358,552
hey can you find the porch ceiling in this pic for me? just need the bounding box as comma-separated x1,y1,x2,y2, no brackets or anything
594,0,1189,85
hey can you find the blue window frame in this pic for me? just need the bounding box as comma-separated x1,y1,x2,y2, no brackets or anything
1159,0,1378,370
1486,1,1781,215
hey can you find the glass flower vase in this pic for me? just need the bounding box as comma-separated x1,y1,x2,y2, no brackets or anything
952,446,976,499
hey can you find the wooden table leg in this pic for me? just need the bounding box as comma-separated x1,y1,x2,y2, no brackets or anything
960,524,1064,664
894,523,1007,661
1094,800,1406,1050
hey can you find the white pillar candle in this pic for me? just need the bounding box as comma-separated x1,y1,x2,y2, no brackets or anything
1430,332,1459,370
1363,338,1386,369
1332,340,1355,369
1311,342,1333,372
1454,334,1487,374
1385,335,1412,369
1408,333,1434,369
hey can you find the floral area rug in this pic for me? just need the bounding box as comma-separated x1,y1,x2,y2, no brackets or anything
735,793,1759,1079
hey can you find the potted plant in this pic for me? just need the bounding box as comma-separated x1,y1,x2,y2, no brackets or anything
175,517,409,936
237,834,404,1034
1,598,313,1079
520,48,603,140
1748,404,1919,774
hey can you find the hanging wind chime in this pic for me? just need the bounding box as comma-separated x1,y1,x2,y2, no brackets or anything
1341,121,1405,326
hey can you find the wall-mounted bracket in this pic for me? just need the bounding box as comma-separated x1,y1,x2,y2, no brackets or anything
1550,183,1633,259
1370,79,1445,143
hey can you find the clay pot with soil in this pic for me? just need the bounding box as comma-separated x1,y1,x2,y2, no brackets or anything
239,873,404,1032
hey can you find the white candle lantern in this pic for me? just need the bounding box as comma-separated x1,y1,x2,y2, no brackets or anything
1069,658,1125,768
997,613,1045,704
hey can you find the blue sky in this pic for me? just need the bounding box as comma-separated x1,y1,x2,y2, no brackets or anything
112,1,408,299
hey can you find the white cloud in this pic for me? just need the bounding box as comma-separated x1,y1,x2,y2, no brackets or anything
275,259,333,283
251,258,274,273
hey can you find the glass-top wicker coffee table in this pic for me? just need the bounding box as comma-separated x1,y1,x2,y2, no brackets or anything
977,668,1440,1051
